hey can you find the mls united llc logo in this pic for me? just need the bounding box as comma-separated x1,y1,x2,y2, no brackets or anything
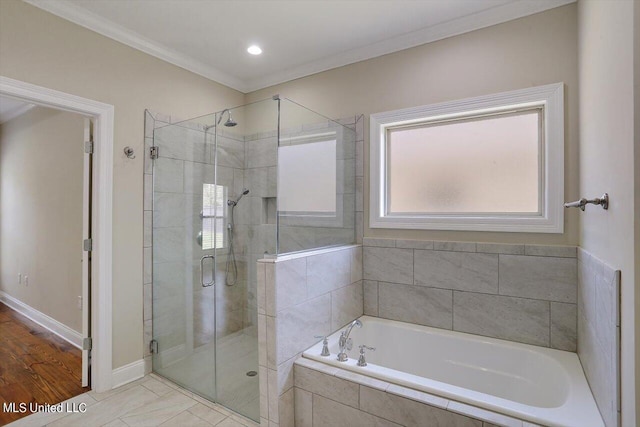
3,401,87,414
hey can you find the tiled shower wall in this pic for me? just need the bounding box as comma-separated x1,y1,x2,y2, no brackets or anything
577,248,621,427
363,238,579,351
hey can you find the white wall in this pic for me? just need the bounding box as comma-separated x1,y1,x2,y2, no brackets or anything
0,106,84,332
577,0,637,424
0,0,245,369
247,4,579,246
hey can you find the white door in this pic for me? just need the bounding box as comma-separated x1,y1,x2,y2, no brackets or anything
81,118,93,387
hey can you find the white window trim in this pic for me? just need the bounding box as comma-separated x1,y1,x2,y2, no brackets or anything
369,83,564,233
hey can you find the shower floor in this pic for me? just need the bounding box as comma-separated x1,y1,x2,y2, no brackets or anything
155,327,260,422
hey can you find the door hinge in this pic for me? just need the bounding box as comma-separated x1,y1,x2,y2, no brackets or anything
84,141,94,154
83,337,92,351
150,146,159,159
150,339,158,354
83,238,93,252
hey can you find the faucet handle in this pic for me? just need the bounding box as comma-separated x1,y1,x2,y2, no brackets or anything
314,335,330,357
357,345,375,367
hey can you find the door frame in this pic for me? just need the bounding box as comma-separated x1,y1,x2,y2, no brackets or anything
0,75,114,392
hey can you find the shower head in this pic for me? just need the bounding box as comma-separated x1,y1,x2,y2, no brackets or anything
228,188,250,207
217,108,237,127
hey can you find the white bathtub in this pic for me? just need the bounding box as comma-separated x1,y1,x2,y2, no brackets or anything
303,316,604,427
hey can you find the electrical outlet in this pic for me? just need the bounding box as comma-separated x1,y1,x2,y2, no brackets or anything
77,296,82,310
18,273,22,284
24,276,28,286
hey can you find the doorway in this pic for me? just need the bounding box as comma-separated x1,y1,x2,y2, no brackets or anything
0,76,114,396
0,99,92,424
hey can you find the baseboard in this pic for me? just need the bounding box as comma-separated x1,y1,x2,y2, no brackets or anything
111,359,146,389
0,291,82,349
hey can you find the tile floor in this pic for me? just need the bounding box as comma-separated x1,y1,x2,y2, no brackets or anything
6,374,260,427
154,328,260,421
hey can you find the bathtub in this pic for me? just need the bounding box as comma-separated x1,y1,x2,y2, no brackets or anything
302,316,604,427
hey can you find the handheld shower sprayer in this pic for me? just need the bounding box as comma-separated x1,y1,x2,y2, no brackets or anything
228,188,249,206
225,188,249,286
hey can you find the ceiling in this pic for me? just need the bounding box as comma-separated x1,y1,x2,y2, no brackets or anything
25,0,574,93
0,96,34,124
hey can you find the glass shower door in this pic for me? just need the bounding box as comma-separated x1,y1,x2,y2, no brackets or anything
151,99,277,423
213,100,278,422
151,121,217,402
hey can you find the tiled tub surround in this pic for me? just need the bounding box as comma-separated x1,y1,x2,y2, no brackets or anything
293,358,543,427
363,238,578,351
256,245,364,427
577,249,621,427
302,316,604,427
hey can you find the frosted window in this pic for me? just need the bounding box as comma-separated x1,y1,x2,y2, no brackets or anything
202,184,225,249
387,110,540,214
278,140,337,213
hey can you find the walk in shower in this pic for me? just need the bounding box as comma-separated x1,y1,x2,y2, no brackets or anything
150,97,356,421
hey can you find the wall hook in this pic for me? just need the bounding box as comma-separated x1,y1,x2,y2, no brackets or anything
124,146,135,159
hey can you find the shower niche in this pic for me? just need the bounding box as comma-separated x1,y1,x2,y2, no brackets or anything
150,97,356,421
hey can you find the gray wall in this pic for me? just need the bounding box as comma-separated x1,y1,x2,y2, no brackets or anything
257,245,364,427
577,2,637,423
363,238,578,351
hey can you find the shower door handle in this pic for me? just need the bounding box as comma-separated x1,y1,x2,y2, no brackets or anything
200,255,215,287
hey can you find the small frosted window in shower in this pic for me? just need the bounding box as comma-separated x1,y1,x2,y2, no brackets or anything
202,184,225,250
278,140,337,214
387,110,541,214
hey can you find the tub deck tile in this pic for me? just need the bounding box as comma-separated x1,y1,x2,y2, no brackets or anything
334,370,390,392
385,384,449,409
294,357,338,376
447,401,523,427
294,364,359,409
313,394,401,427
360,386,481,427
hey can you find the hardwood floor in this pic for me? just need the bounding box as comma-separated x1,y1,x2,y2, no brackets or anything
0,303,89,425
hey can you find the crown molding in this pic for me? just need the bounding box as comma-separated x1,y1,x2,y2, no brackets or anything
244,0,575,92
23,0,575,94
22,0,248,92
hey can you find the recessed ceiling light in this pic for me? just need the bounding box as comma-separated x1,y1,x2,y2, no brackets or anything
247,45,262,55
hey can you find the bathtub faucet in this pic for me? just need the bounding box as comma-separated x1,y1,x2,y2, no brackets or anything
337,319,362,362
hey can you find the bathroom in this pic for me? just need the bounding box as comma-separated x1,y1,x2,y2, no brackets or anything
0,1,637,427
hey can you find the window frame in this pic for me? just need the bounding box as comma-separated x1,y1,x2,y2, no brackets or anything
369,83,564,233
